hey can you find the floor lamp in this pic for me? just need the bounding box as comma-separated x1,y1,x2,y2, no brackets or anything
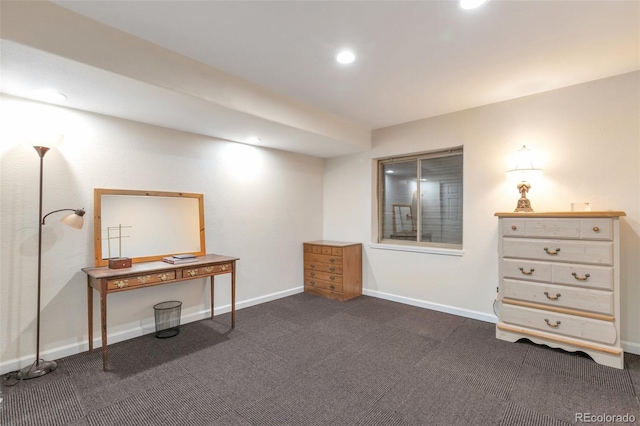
17,145,85,380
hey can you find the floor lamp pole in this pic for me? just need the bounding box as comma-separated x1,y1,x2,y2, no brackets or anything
17,146,57,379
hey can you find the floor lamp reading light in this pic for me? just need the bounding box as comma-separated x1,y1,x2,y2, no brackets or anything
17,145,85,380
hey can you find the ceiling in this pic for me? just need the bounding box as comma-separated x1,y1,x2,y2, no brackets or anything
1,1,638,157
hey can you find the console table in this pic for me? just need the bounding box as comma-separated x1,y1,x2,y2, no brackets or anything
82,254,239,371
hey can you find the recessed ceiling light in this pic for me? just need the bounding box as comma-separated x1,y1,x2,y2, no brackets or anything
246,137,261,144
336,50,356,64
459,0,489,10
32,89,67,102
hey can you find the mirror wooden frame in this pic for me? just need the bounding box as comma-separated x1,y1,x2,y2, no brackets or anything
93,188,206,267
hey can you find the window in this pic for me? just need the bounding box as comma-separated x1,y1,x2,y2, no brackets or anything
378,148,463,249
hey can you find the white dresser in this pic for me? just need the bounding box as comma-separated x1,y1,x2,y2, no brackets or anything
495,211,626,369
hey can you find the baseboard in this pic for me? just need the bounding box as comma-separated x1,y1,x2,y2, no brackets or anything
363,288,498,324
0,286,303,375
622,340,640,356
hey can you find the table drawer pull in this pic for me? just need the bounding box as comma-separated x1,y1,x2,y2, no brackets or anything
204,266,214,273
544,291,561,300
114,280,128,289
187,269,198,277
519,267,535,276
220,264,229,271
544,247,561,255
158,273,171,281
572,272,590,281
137,275,151,284
544,319,561,328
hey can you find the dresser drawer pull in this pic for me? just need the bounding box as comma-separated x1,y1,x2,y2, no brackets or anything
310,264,315,269
187,269,198,277
544,291,561,300
310,272,315,277
544,319,561,328
310,280,316,286
511,225,517,230
571,272,591,281
329,258,336,263
519,267,535,276
329,284,335,290
329,267,335,272
330,276,335,281
114,280,128,289
543,247,561,255
593,226,600,232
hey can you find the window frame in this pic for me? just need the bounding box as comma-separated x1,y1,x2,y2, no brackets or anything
377,147,463,250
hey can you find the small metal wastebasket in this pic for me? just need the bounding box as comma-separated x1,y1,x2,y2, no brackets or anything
153,301,182,338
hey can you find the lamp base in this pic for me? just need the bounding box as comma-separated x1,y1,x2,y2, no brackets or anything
514,197,534,213
17,359,57,380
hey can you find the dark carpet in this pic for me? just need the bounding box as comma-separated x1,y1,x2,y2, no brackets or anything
2,294,639,425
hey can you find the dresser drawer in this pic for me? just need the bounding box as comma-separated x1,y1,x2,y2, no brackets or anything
551,264,613,290
502,279,613,315
181,263,232,278
501,259,551,282
304,277,343,293
304,253,344,265
502,219,526,237
304,261,343,274
500,303,616,345
304,270,343,283
580,219,612,240
524,219,580,238
503,239,613,265
108,271,176,290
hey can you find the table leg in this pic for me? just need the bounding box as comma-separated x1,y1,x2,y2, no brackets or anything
231,261,236,328
211,275,215,319
87,277,93,352
100,289,108,371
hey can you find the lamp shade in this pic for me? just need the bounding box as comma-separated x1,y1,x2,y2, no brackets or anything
60,209,85,229
506,145,542,182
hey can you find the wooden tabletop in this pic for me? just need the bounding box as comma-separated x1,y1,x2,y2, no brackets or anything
82,253,239,278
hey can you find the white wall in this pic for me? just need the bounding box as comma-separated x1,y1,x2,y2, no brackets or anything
0,94,324,373
323,72,640,352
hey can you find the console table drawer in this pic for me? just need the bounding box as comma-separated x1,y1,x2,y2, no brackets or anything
108,271,177,290
181,263,233,278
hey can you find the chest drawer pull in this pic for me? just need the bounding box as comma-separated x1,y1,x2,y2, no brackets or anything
330,276,335,281
544,319,561,328
544,291,561,300
310,272,315,277
310,280,316,286
329,267,335,272
543,247,561,255
329,284,335,290
310,264,316,269
572,272,591,281
593,226,600,232
518,267,535,276
329,258,336,263
511,225,517,230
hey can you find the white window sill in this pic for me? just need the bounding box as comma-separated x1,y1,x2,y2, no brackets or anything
370,242,464,256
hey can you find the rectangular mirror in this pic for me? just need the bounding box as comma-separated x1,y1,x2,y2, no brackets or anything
93,189,206,266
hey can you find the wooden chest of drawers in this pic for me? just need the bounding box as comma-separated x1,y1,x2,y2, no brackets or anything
495,212,625,369
303,241,362,301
